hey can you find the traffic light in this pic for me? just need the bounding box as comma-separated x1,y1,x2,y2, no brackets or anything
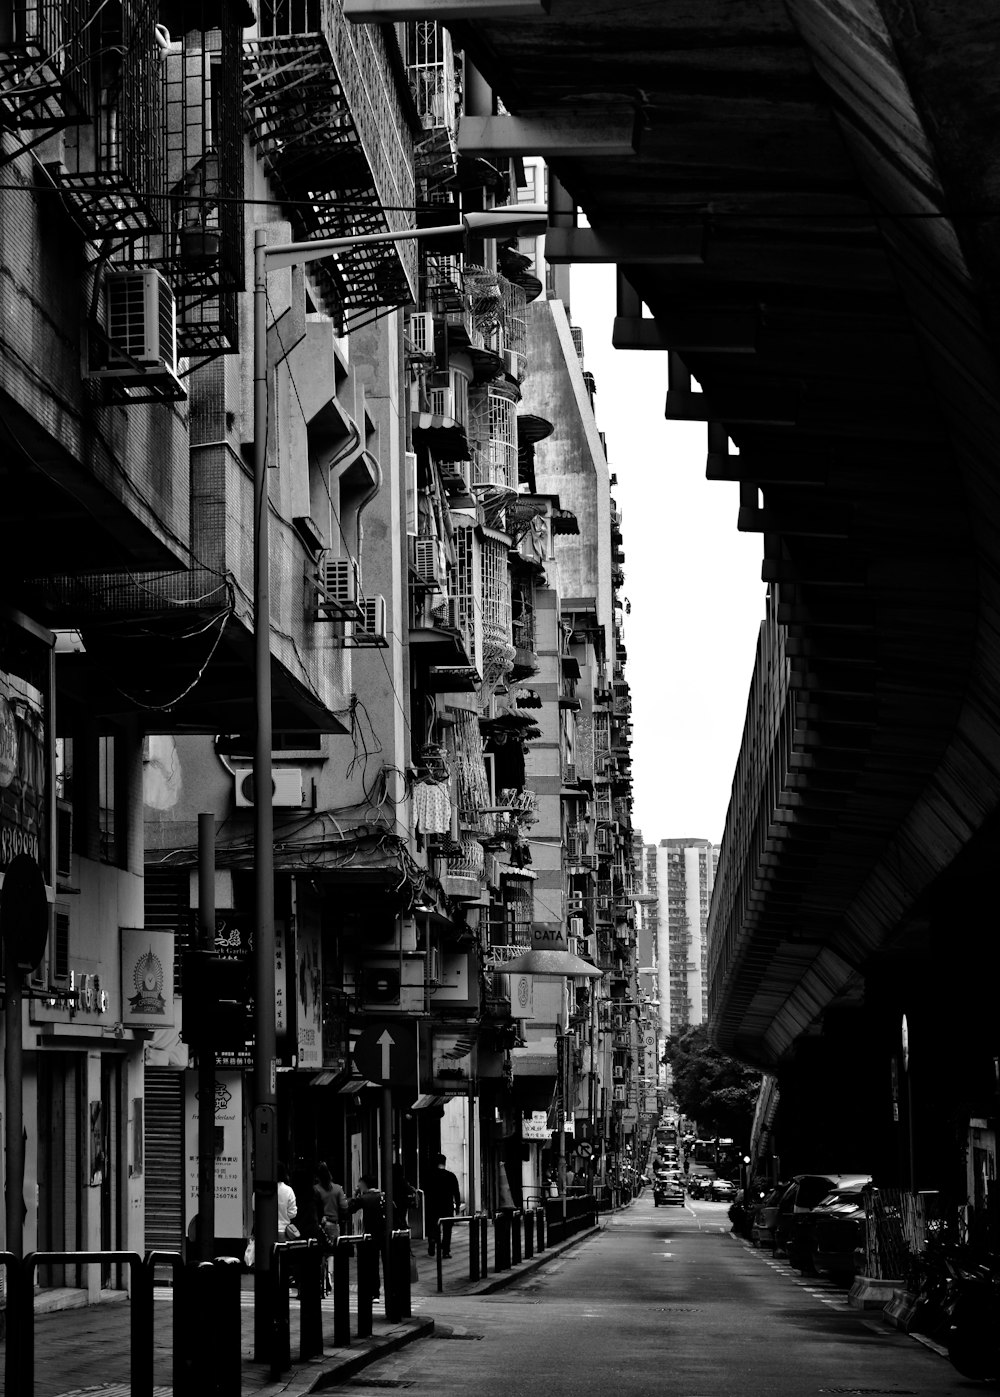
181,951,251,1051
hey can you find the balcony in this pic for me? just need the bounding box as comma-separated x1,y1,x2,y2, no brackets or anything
244,0,416,329
402,19,459,194
49,0,166,239
0,0,89,130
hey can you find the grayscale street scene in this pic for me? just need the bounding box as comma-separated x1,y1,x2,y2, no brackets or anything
1,1,998,1393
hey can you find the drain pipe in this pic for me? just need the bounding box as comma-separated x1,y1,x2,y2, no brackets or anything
354,450,383,595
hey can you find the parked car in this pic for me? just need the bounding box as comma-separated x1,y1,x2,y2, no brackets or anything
750,1182,791,1249
781,1174,872,1272
812,1182,873,1282
654,1175,686,1206
773,1174,842,1260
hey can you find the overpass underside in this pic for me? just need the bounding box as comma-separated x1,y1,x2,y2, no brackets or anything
439,0,1000,1184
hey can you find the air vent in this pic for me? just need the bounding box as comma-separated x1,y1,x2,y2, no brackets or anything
354,595,388,647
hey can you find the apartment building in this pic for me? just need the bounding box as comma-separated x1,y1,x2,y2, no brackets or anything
0,2,638,1284
656,838,718,1037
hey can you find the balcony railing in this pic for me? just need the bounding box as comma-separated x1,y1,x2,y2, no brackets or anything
244,0,416,329
0,0,90,129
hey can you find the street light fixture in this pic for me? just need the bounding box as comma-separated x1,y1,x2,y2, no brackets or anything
250,204,547,1355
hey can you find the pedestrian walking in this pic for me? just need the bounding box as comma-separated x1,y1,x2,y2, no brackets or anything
314,1160,349,1291
425,1153,461,1258
278,1162,299,1240
349,1175,387,1299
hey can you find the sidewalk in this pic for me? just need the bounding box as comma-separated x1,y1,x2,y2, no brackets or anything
1,1220,605,1396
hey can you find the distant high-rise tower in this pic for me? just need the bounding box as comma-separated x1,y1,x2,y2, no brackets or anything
655,839,718,1037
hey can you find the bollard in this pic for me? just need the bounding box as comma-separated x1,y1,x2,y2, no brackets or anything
269,1247,292,1380
298,1242,324,1362
333,1239,352,1347
523,1209,534,1260
470,1213,481,1281
511,1210,522,1265
480,1214,489,1277
536,1208,546,1252
495,1212,511,1271
357,1236,375,1338
389,1230,411,1320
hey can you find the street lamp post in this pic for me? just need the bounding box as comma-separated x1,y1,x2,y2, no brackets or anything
250,205,546,1356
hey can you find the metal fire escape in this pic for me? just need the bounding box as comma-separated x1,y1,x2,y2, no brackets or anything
243,0,417,331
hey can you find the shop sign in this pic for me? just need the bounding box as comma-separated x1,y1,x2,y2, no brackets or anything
121,928,175,1028
184,1069,244,1238
0,623,50,877
522,1112,549,1140
296,918,322,1070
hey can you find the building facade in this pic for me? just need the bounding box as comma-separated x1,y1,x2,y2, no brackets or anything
655,839,718,1038
0,3,641,1290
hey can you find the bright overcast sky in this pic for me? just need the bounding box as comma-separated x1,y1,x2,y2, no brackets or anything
566,265,766,847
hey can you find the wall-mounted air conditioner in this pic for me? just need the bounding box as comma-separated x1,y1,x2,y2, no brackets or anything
317,557,363,619
428,367,469,427
410,536,442,585
408,311,436,358
567,936,579,956
354,595,388,646
612,1012,626,1030
87,268,179,380
612,1085,626,1103
613,1066,625,1081
502,347,522,380
568,915,584,938
233,768,304,808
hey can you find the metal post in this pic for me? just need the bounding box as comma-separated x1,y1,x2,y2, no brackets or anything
197,813,216,1263
4,962,24,1262
480,1214,489,1276
470,1213,480,1281
252,225,278,1361
381,1084,396,1320
333,1241,351,1347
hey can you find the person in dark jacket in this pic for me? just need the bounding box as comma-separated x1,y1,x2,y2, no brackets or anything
425,1153,462,1257
349,1175,386,1299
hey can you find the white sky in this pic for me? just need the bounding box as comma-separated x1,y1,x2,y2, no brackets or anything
566,266,766,847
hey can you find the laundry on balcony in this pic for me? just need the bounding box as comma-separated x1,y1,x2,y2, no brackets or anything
412,778,452,837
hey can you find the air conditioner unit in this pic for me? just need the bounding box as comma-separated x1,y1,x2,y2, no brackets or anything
613,1066,624,1081
87,268,180,383
613,1013,626,1030
233,768,304,808
566,895,585,913
612,1085,626,1103
502,347,522,380
411,536,442,585
355,594,388,646
567,936,579,956
317,557,363,618
568,916,584,938
408,311,436,358
428,368,469,427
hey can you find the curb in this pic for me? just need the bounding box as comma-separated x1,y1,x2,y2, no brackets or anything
468,1223,603,1296
255,1316,436,1396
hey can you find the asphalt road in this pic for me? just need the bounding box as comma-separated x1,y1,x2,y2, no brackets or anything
329,1193,975,1397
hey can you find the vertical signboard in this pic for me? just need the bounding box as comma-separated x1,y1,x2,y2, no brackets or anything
0,615,51,881
121,928,176,1029
296,917,322,1069
184,1069,244,1238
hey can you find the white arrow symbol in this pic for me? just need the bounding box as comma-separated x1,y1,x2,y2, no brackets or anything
377,1029,395,1079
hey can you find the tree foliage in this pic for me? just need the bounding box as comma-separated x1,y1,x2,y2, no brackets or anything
662,1023,761,1139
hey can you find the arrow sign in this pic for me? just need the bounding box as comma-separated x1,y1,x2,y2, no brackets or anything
377,1029,395,1080
353,1018,417,1087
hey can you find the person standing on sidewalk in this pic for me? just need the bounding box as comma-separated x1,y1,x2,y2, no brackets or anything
314,1161,349,1292
426,1154,461,1258
349,1175,387,1300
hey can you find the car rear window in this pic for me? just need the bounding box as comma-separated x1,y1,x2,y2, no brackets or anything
796,1176,839,1209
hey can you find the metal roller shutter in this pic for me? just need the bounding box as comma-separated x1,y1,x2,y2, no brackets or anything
144,1067,184,1254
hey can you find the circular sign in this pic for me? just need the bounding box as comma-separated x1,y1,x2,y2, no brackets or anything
0,852,50,971
577,1140,594,1159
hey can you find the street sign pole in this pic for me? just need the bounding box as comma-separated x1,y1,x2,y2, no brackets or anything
381,1081,396,1319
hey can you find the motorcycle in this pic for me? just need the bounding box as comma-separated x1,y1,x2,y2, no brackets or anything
944,1252,1000,1382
